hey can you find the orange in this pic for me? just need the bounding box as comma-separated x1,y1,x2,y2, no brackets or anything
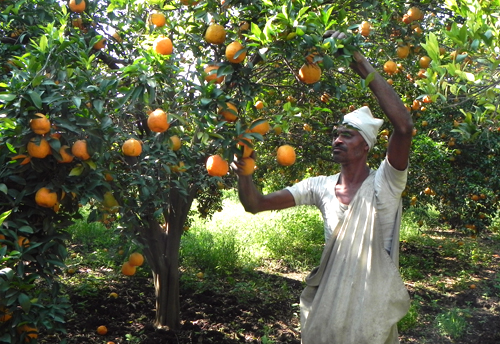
419,56,431,68
407,6,423,21
97,325,108,335
205,24,226,45
122,138,142,157
148,108,169,132
154,36,173,55
150,13,166,27
57,145,74,163
17,324,38,341
35,187,58,208
276,145,296,166
27,137,51,158
11,154,31,165
225,41,246,63
396,45,410,59
249,119,270,136
180,0,199,5
218,102,238,122
298,63,321,84
128,252,144,266
254,100,264,110
411,99,421,111
237,137,253,158
239,157,255,176
112,32,122,42
204,65,224,84
68,0,86,13
383,61,397,75
170,135,181,151
360,21,371,37
0,306,12,322
72,139,91,160
93,38,106,50
121,261,136,276
30,113,51,134
17,236,30,248
72,18,84,29
206,155,229,177
273,125,282,135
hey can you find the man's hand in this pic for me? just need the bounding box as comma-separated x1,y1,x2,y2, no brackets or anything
323,30,347,40
231,151,257,177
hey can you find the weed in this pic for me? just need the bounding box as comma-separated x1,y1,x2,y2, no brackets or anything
435,307,470,340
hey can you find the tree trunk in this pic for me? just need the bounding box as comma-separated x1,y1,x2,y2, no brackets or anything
139,188,195,330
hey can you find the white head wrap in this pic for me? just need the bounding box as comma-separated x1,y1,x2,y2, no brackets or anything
342,106,384,150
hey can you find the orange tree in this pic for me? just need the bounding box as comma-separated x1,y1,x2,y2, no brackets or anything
1,0,500,340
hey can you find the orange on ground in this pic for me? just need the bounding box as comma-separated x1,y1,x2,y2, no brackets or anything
419,56,431,68
11,154,31,165
383,61,397,75
239,157,255,176
218,102,238,122
154,36,173,55
225,41,246,63
27,137,51,158
205,24,226,45
93,38,106,50
17,324,38,341
97,325,108,335
121,261,136,276
151,13,166,27
57,145,74,163
122,138,142,157
249,119,270,136
254,100,264,110
30,113,51,134
0,306,12,322
71,139,91,160
68,0,85,13
204,65,224,84
35,187,58,208
397,45,410,59
148,108,169,132
206,155,229,177
170,135,181,151
128,252,144,267
17,236,30,248
298,63,321,84
277,145,296,166
238,137,253,158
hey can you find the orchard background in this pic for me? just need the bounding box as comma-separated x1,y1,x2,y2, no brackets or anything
0,0,499,342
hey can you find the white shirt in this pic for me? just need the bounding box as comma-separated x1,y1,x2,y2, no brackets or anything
286,158,407,252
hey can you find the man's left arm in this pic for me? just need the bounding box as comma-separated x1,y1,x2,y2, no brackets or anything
350,51,414,171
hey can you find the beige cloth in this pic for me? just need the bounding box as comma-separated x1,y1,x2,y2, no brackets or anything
300,171,410,344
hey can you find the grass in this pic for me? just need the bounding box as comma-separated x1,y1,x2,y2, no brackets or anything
64,192,500,343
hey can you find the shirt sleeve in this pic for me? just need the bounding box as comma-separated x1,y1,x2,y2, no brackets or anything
286,176,327,207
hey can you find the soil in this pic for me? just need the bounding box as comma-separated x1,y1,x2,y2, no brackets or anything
40,236,500,344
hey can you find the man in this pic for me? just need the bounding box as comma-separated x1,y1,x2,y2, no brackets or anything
232,31,413,344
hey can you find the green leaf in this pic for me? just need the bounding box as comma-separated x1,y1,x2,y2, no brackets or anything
0,210,11,227
18,225,34,234
0,94,16,102
28,90,42,109
69,166,84,176
18,293,31,312
39,35,48,53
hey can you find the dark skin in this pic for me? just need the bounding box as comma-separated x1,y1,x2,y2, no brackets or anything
232,31,413,214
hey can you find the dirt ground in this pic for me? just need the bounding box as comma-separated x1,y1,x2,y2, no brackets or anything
39,251,500,344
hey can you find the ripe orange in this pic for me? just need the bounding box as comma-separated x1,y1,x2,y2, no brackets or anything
128,252,144,267
93,38,106,50
170,135,181,151
147,108,170,132
239,157,255,176
204,65,224,84
68,0,86,13
109,292,118,298
35,187,58,208
419,56,431,68
97,325,108,335
122,138,142,156
11,154,31,165
180,0,200,5
72,18,84,29
30,113,51,134
298,63,321,84
112,32,122,42
0,306,12,322
254,100,264,110
237,137,253,158
154,36,173,55
249,119,270,136
150,13,166,27
360,21,371,37
17,236,30,248
205,24,226,45
383,60,397,75
218,102,238,122
72,139,91,160
422,95,432,103
396,45,410,59
121,261,136,276
206,155,229,177
57,145,74,163
407,6,424,21
17,324,38,341
225,41,246,63
27,137,51,158
273,125,282,135
277,145,296,166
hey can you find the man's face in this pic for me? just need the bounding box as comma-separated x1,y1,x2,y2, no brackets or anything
331,126,368,163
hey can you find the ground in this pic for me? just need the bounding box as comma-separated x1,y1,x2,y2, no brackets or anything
40,231,500,344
